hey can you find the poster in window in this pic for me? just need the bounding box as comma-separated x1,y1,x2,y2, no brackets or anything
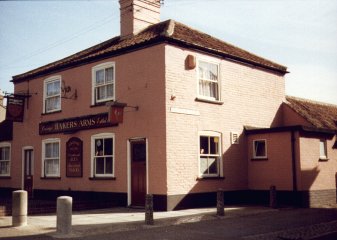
66,137,83,177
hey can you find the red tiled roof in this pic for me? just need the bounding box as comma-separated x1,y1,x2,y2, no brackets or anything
12,19,287,82
285,96,337,131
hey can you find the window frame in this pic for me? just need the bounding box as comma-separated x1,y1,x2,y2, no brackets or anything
91,133,115,178
253,139,267,159
319,139,328,160
41,138,60,178
197,59,221,102
92,62,115,105
43,75,61,114
0,142,11,177
198,131,222,178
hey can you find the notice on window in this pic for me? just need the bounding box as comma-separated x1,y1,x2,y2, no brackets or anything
66,137,83,177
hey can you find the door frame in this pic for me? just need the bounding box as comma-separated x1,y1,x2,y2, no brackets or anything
127,137,148,206
21,146,34,190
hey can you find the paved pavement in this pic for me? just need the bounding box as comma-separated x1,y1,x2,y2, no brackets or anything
0,206,336,239
0,206,274,239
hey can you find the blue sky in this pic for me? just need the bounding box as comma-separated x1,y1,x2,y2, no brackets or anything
0,0,336,104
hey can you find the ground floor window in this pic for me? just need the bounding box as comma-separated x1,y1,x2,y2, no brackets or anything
0,142,11,176
199,131,221,177
42,139,60,177
91,133,114,177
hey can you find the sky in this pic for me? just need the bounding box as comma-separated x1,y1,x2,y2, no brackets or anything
0,0,336,104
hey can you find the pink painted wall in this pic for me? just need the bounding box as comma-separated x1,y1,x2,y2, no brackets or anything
298,134,337,191
247,132,293,190
164,45,286,195
1,44,168,195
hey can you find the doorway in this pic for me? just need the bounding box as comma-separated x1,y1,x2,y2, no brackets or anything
129,138,147,207
23,148,34,198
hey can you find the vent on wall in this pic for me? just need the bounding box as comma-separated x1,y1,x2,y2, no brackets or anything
231,132,239,144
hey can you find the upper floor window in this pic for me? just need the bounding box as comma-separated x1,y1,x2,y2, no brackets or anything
92,62,115,105
199,131,221,177
253,139,267,159
44,76,61,113
319,139,328,160
0,142,11,176
198,60,220,101
42,139,60,177
91,133,115,177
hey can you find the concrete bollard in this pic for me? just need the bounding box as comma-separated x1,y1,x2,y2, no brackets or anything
269,185,277,208
12,190,28,227
56,196,72,235
145,194,154,225
216,189,225,216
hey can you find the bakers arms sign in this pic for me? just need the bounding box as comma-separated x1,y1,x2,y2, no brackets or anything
39,112,116,135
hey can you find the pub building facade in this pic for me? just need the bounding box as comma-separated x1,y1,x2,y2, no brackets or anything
1,0,336,210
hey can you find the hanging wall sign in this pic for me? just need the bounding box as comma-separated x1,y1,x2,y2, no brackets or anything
39,112,116,135
110,106,125,124
6,96,25,122
66,137,83,177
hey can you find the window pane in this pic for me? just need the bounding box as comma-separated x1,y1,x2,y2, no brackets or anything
46,96,60,112
105,157,113,174
105,67,113,83
0,147,9,160
199,61,218,81
95,157,105,174
45,159,59,175
200,157,208,174
95,139,103,156
106,84,114,98
96,70,104,85
200,136,209,154
0,161,9,174
46,81,60,96
208,157,218,174
104,138,113,155
210,137,219,154
255,141,266,157
320,140,327,157
96,86,107,100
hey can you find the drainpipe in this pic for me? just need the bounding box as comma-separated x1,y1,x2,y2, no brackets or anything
291,131,298,191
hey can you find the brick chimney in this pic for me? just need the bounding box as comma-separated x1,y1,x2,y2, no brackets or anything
119,0,161,38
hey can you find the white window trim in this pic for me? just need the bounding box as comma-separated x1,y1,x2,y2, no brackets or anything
43,75,61,113
196,58,221,102
91,133,115,178
0,142,11,177
91,62,115,105
319,139,328,160
41,138,60,178
198,131,222,178
253,139,267,159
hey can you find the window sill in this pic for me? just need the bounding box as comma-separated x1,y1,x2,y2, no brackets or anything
40,176,61,180
89,177,116,180
196,176,225,181
251,157,268,161
90,102,107,108
41,110,62,116
195,97,224,105
319,157,329,162
0,176,11,179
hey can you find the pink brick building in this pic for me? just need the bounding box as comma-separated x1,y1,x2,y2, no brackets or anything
1,0,336,210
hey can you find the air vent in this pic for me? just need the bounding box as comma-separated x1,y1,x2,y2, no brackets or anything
231,132,239,144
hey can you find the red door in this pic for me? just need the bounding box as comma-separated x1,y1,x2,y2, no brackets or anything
131,139,146,207
24,149,34,198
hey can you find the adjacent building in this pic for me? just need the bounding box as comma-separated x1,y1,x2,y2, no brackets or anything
0,0,336,210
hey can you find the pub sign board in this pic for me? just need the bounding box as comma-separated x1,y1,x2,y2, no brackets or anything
66,137,83,177
39,112,116,135
6,96,25,122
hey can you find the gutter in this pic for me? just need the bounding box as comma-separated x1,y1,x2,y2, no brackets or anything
291,130,298,191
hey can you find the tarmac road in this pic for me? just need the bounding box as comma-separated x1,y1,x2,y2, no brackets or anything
1,207,337,240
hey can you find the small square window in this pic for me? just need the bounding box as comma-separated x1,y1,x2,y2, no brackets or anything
253,140,267,159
